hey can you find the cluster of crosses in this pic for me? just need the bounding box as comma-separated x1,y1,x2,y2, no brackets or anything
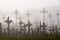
0,8,60,36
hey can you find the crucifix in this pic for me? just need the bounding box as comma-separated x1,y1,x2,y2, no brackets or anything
56,12,60,27
49,13,52,27
26,10,31,21
39,21,42,35
23,23,26,35
49,27,52,36
40,8,48,35
26,10,32,35
18,14,24,35
15,9,19,27
5,16,13,35
51,20,55,35
27,21,32,35
40,8,48,23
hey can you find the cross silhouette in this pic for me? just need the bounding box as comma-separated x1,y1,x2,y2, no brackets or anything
15,9,19,27
5,16,13,35
56,12,60,27
26,21,32,35
19,20,24,35
49,27,52,35
49,13,52,27
22,23,27,35
40,8,48,23
26,10,31,21
41,22,46,35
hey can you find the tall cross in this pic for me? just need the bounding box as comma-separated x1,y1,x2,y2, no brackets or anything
51,20,55,34
26,21,32,35
15,9,19,27
49,27,53,36
26,10,31,21
18,14,24,35
39,21,42,35
23,23,26,35
3,14,5,27
49,13,52,27
40,8,48,23
5,16,13,35
56,12,60,27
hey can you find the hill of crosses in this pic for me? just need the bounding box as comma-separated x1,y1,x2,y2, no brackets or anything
0,8,60,37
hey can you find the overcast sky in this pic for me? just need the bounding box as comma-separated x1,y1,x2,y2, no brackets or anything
0,0,60,29
0,0,60,11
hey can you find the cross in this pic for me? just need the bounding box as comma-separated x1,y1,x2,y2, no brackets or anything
23,23,26,35
15,9,19,27
49,13,52,27
56,12,60,27
39,21,42,35
3,14,5,27
55,26,58,35
51,20,55,34
5,16,13,35
12,27,15,36
19,20,24,35
26,21,32,35
26,10,31,21
49,27,51,35
18,14,24,35
40,8,48,23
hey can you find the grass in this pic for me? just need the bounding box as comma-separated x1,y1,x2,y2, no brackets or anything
0,36,60,40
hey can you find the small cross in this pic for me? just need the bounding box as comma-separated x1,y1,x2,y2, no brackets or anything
5,16,13,24
40,8,48,23
26,21,32,35
26,10,31,21
15,9,19,15
49,13,52,19
15,9,19,27
5,16,13,35
56,12,60,27
49,13,52,27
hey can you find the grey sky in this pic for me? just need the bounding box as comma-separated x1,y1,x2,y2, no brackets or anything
0,0,60,29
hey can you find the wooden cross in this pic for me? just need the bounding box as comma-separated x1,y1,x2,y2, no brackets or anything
15,9,19,27
5,16,13,35
40,8,48,23
56,12,60,27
